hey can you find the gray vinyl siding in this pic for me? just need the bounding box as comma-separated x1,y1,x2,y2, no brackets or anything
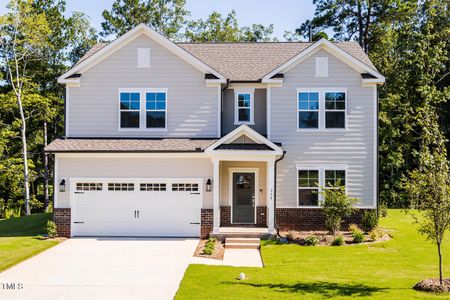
271,49,376,208
68,34,218,137
222,88,267,136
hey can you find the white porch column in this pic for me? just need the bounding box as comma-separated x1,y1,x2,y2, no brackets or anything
213,159,220,233
267,158,276,234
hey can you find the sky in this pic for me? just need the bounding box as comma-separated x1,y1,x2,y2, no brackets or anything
0,0,317,40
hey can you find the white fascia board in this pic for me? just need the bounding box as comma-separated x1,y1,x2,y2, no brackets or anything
58,23,226,84
205,124,283,153
262,39,384,82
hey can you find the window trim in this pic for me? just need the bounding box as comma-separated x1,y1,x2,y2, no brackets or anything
119,91,141,129
297,90,320,130
296,88,348,132
296,164,348,208
234,88,255,125
325,91,347,129
145,89,168,130
118,88,168,131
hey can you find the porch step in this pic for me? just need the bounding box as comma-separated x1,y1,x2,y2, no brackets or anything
225,238,260,249
210,227,274,241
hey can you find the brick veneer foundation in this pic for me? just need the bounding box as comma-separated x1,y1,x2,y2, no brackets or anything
219,206,267,227
200,209,213,238
53,208,71,238
275,208,373,231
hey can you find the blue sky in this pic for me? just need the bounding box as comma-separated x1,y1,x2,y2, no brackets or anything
1,0,316,40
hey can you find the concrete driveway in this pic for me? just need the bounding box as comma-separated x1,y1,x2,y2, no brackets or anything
0,238,198,300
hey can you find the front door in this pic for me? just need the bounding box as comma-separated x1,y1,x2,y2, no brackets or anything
232,172,255,223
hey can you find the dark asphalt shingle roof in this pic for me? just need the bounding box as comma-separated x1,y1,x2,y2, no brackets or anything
216,144,274,151
73,40,377,81
45,138,218,152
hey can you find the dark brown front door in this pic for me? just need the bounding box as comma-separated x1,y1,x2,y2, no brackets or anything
232,172,255,223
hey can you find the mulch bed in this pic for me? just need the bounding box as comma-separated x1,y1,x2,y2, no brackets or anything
414,278,450,293
279,230,391,246
193,239,225,260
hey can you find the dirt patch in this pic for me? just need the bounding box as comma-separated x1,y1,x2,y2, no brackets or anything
279,230,391,246
193,239,225,260
414,278,450,293
36,236,67,243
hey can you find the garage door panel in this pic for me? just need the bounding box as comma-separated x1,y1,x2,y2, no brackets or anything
72,178,202,237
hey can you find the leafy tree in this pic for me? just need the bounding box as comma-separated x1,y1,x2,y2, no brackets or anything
185,10,274,42
101,0,189,40
294,0,406,52
405,112,450,286
0,0,51,215
319,181,358,236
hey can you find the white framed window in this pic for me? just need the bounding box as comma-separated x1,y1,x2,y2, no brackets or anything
297,92,319,129
118,88,168,131
140,183,166,191
297,88,347,131
234,89,254,125
172,183,199,191
315,57,329,77
137,48,150,68
76,183,103,191
119,92,140,128
146,91,167,129
108,183,134,191
296,165,348,207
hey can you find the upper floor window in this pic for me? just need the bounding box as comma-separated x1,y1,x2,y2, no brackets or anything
298,92,319,129
297,89,347,130
234,89,254,125
120,92,140,128
146,92,166,128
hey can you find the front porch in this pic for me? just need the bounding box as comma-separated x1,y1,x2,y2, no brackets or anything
203,125,284,238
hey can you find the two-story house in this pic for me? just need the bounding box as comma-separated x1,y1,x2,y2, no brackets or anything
46,24,384,238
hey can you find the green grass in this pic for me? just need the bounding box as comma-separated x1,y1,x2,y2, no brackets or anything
0,213,60,272
176,210,450,299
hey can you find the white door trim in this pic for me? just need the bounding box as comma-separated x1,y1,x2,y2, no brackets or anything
228,168,259,224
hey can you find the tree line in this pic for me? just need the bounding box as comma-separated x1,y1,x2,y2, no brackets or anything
0,0,449,218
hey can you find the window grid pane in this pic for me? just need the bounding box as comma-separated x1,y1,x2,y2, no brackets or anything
325,92,346,129
146,92,167,128
325,170,346,187
120,92,140,128
298,170,319,206
298,92,319,129
237,93,251,122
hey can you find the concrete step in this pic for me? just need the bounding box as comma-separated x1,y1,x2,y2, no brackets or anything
225,242,260,249
211,232,272,240
225,238,260,244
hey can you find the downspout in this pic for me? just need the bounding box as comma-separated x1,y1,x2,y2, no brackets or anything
220,79,230,137
274,150,286,237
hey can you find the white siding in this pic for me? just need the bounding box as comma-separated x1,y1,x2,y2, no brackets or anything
271,49,375,208
56,156,213,208
68,34,218,137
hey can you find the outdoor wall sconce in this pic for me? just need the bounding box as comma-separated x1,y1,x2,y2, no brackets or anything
59,179,66,192
205,178,212,192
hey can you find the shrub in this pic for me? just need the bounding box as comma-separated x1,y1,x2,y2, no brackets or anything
319,181,358,236
331,235,345,246
304,235,319,246
46,220,57,238
362,210,379,233
202,238,216,255
352,230,365,243
348,223,361,233
369,228,385,241
379,203,388,217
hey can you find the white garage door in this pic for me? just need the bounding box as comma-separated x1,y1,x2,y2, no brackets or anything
71,178,203,237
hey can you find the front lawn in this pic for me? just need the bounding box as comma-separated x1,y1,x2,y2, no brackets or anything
176,210,450,299
0,213,60,272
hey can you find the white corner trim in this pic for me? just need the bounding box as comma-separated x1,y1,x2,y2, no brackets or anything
266,86,271,140
262,39,385,82
217,85,221,138
54,154,59,208
58,23,226,84
65,86,69,137
373,85,378,208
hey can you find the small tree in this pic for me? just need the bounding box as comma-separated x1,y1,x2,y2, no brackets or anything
319,181,358,236
405,121,450,286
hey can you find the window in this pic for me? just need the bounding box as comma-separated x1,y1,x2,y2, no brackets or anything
325,170,346,187
76,183,102,191
146,92,166,128
140,183,166,191
234,89,254,124
298,92,319,129
325,92,346,128
172,183,199,191
108,183,134,191
120,92,140,128
297,89,347,130
297,170,319,206
315,57,329,77
137,48,150,68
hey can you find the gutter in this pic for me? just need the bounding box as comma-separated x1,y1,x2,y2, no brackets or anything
274,150,286,237
220,79,230,136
